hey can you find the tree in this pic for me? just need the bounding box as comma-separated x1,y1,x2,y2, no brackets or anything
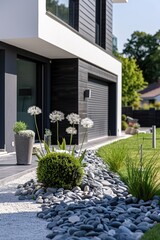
123,30,160,84
118,55,147,106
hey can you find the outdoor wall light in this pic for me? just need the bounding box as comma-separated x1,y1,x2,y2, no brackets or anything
84,89,91,99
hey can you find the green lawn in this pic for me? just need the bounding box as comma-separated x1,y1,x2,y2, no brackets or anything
98,129,160,173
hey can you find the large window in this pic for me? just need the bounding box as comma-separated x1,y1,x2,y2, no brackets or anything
17,58,43,137
46,0,78,30
96,0,106,49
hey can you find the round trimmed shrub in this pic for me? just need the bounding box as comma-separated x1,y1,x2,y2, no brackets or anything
122,121,128,130
37,152,84,189
122,114,127,121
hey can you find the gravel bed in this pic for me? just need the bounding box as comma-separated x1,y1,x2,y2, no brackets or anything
0,171,49,240
15,150,160,240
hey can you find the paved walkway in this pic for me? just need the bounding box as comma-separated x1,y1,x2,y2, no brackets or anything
0,153,37,186
0,133,131,186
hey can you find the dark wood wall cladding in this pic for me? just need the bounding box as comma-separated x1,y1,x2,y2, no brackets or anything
106,0,113,53
79,0,96,43
78,59,117,143
79,0,113,54
51,59,79,144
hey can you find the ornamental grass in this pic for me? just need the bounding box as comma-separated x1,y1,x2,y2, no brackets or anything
125,155,160,201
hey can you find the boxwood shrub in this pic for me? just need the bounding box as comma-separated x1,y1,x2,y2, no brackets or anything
122,121,128,130
37,152,84,189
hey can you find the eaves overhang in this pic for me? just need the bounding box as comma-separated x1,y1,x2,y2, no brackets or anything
0,0,122,76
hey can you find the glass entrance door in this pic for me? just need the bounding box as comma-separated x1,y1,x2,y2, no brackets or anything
17,58,37,132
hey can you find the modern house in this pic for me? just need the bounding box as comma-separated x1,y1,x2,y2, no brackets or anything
139,79,160,105
0,0,127,152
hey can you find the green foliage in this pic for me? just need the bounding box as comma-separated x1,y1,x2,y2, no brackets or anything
154,102,160,110
132,101,140,110
13,121,27,134
37,152,84,189
122,114,127,121
57,138,66,150
121,114,128,130
122,121,128,130
141,223,160,240
46,0,69,24
34,141,54,160
142,103,150,110
125,155,160,201
118,55,147,106
142,103,155,110
98,144,128,173
123,30,160,84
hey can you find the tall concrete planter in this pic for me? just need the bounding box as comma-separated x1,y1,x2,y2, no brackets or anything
14,130,35,165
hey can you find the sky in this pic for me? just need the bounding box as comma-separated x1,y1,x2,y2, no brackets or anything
113,0,160,52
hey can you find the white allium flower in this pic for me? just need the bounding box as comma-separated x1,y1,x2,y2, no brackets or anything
27,106,42,115
19,130,35,138
66,127,77,135
49,110,64,123
66,113,81,125
81,117,94,129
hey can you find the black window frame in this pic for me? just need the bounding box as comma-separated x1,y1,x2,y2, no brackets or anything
46,0,79,31
95,0,106,49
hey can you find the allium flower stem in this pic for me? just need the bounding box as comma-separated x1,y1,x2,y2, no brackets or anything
34,114,44,154
79,129,87,156
69,133,73,153
57,121,59,143
69,123,74,153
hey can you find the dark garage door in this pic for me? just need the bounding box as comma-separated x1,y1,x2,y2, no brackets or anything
87,79,108,140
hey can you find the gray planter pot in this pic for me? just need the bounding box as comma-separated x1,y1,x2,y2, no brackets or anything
14,134,34,165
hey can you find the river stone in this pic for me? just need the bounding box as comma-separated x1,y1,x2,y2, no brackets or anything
47,187,57,193
18,195,26,200
68,215,80,223
73,230,86,237
149,214,160,222
127,207,141,214
80,225,94,231
36,196,44,204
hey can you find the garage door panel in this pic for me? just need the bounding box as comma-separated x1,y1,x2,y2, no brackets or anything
87,79,108,140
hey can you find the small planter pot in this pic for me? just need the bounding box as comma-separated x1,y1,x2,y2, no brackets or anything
14,134,35,165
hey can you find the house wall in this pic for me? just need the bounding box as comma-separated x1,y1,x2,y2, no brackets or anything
51,59,79,144
79,0,96,43
78,59,117,143
79,0,113,54
0,0,122,151
1,47,17,152
50,58,118,145
0,42,51,152
106,0,113,53
0,0,38,39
